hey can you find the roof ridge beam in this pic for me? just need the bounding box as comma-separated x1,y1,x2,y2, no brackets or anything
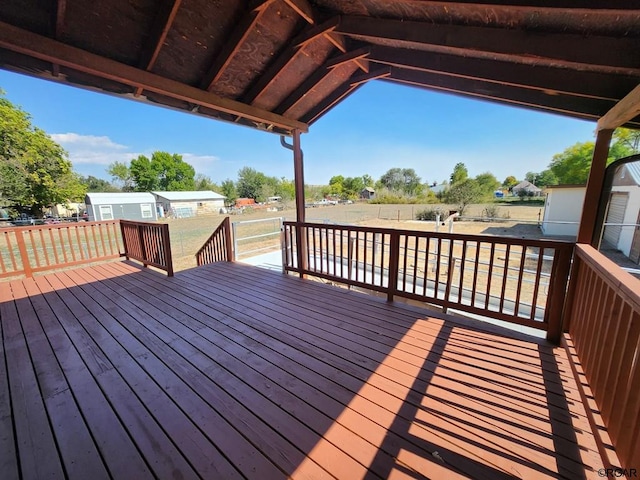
335,15,640,75
283,0,315,24
200,0,274,92
274,48,370,115
0,21,307,132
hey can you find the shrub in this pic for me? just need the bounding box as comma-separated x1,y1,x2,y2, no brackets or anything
483,205,500,220
416,208,445,221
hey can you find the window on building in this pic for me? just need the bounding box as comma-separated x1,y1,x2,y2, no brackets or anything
141,204,153,218
99,205,113,220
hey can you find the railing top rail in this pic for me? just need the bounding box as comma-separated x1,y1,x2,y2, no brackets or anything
232,216,283,226
0,220,120,233
283,221,575,250
575,243,640,309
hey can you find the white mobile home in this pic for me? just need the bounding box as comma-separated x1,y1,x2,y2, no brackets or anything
152,191,226,218
85,192,158,221
541,185,586,238
605,163,640,261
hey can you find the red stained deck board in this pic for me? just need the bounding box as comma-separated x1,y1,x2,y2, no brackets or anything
1,260,603,479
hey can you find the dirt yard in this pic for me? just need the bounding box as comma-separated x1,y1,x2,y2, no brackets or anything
167,202,547,272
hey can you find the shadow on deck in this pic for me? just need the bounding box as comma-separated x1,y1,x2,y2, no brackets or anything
0,260,601,479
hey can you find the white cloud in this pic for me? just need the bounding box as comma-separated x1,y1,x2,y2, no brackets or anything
180,153,220,175
51,133,135,165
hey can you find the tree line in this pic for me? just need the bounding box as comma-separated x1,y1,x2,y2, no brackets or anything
2,88,639,217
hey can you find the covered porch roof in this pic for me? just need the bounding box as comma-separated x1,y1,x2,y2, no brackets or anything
0,1,639,136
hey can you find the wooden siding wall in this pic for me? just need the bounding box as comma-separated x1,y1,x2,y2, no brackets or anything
195,217,234,265
566,244,640,471
0,221,122,279
120,220,174,276
283,222,573,341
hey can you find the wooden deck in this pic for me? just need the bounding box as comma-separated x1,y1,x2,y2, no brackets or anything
1,260,603,479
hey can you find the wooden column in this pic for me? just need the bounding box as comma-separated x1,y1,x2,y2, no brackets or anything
292,130,308,276
577,129,613,245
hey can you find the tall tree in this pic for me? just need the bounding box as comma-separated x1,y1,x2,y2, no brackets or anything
0,93,85,216
80,175,120,192
127,151,196,191
474,172,500,198
194,173,219,191
236,167,267,200
379,168,421,195
549,140,632,184
502,176,518,188
220,179,237,205
107,161,134,191
445,179,482,215
450,163,469,185
613,128,640,154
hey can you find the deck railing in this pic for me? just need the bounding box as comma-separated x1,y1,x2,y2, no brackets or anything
0,220,123,279
564,244,640,471
120,220,174,276
196,217,234,265
283,221,574,341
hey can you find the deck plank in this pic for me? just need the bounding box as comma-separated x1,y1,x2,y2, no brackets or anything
0,260,605,479
0,284,19,480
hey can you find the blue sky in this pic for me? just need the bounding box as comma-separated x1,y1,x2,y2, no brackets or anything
1,69,597,186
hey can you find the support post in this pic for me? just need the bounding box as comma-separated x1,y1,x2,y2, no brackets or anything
387,231,400,302
577,129,613,245
292,129,308,277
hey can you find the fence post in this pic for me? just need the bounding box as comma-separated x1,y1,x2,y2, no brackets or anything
161,223,174,276
15,229,33,278
545,244,574,344
224,217,234,262
387,231,400,302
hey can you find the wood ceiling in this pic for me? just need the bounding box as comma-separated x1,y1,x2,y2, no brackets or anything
0,0,638,135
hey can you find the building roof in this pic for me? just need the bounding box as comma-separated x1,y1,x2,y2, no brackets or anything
513,181,542,192
152,191,225,201
85,192,155,204
545,184,586,189
0,2,638,136
362,187,375,192
624,162,640,184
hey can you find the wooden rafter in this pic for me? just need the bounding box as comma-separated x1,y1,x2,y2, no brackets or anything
388,67,628,124
275,48,370,115
300,67,390,124
598,84,640,131
242,18,338,105
51,0,67,77
283,0,315,24
200,0,274,92
0,21,307,132
369,46,638,102
335,16,640,76
134,0,182,96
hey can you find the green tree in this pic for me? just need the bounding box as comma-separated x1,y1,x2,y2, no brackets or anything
220,179,237,205
107,161,134,191
343,176,365,199
127,151,195,191
445,179,482,216
502,176,518,189
194,173,219,191
549,140,632,184
328,175,344,196
379,168,421,195
80,175,119,192
474,172,500,198
236,167,267,200
534,169,558,187
614,128,640,154
362,174,374,187
0,94,85,216
450,162,469,185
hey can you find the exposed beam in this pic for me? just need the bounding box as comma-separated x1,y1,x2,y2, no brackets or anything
51,0,67,77
242,19,338,105
395,0,640,9
321,26,368,73
275,48,370,115
387,67,638,126
578,129,613,244
369,46,639,102
0,21,307,132
336,16,640,76
598,84,640,131
134,0,182,96
200,1,273,92
283,0,315,24
300,67,389,124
